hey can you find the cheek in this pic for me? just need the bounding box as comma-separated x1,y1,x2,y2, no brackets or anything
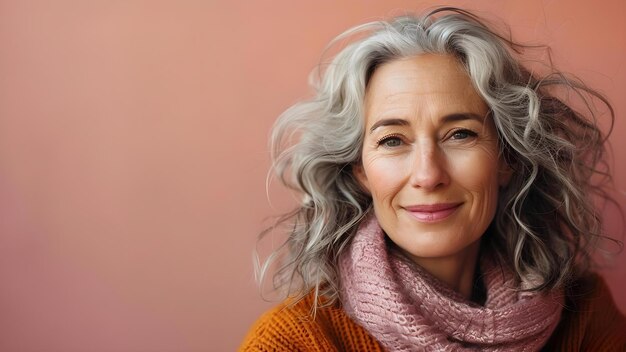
449,145,500,188
448,149,501,205
458,159,501,221
363,156,407,203
461,166,500,195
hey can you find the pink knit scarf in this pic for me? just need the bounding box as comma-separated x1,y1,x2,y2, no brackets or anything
338,215,564,351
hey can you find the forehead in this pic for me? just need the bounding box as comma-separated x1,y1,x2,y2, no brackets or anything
364,55,487,120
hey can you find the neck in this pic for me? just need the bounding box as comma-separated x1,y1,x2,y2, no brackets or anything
407,240,481,299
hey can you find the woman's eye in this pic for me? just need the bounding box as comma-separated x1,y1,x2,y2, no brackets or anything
450,129,477,140
378,136,403,147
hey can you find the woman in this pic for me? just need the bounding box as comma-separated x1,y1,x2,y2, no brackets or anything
241,7,626,351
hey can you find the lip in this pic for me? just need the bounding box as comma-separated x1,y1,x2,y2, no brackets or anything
403,202,462,222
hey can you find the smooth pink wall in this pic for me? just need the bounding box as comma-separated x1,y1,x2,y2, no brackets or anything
0,1,624,351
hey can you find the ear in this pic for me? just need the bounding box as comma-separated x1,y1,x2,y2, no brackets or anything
498,159,513,187
352,163,371,194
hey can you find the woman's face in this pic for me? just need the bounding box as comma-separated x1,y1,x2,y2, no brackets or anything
355,54,510,264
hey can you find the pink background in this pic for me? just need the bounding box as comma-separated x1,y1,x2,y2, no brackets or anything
0,1,624,351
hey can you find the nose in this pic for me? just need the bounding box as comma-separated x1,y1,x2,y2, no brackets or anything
409,142,449,190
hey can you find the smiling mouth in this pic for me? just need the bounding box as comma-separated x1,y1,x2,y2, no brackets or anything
403,202,462,222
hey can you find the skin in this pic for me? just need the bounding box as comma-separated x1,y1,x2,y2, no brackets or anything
354,54,511,299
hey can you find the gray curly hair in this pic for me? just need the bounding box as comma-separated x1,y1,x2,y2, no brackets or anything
257,7,617,306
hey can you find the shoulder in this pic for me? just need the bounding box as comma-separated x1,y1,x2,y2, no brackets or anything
239,292,383,352
544,273,626,351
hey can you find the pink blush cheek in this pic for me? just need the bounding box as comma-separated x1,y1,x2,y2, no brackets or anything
365,158,408,202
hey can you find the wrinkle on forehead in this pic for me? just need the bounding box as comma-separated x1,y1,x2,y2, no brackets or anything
364,54,487,123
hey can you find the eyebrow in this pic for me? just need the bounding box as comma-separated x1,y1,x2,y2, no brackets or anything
368,113,486,133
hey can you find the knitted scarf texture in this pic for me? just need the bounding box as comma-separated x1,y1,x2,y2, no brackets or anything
338,215,564,351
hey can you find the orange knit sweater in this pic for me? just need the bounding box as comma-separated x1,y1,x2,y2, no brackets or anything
240,274,626,351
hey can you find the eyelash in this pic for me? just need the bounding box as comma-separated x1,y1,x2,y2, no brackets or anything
375,129,478,147
376,133,404,147
449,128,478,140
